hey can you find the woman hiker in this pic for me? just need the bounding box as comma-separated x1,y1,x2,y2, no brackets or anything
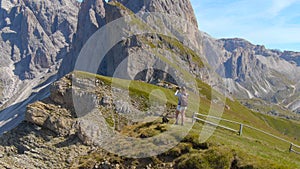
175,86,188,125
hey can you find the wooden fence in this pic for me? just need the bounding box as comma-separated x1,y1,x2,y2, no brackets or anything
192,112,300,155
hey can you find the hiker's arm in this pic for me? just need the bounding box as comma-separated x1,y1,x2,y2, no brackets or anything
175,90,179,96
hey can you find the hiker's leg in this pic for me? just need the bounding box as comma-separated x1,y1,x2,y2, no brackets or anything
175,110,179,124
175,105,180,124
181,107,186,125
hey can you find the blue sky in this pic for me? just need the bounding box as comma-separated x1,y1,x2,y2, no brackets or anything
190,0,300,51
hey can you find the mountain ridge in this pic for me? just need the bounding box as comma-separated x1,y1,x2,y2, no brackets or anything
199,32,300,114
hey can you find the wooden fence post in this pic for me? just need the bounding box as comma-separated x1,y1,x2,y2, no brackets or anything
192,112,195,124
239,124,243,136
289,143,293,152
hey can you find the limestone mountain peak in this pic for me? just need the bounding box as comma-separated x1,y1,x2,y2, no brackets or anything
114,0,198,28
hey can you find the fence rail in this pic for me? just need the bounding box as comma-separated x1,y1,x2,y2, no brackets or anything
192,112,300,155
290,143,300,155
193,117,239,133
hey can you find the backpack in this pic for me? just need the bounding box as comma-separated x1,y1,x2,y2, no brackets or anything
162,115,169,123
180,93,188,107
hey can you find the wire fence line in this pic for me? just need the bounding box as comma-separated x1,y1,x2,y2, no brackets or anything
192,112,300,155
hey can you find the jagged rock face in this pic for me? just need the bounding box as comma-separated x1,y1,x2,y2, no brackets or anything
59,0,106,76
217,38,300,78
59,0,202,77
146,0,198,29
0,0,79,106
116,0,202,52
1,0,79,77
280,51,300,66
105,1,134,23
116,0,198,28
73,0,105,51
200,35,300,112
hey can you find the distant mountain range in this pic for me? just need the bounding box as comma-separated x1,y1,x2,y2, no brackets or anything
200,34,300,114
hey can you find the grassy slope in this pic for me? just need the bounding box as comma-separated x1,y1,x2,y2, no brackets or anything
75,71,300,168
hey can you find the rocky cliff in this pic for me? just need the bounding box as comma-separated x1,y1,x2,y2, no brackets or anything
59,0,106,76
118,0,198,27
0,0,79,107
59,0,202,77
218,38,300,113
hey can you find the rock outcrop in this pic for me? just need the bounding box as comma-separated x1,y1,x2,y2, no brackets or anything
26,101,75,136
0,71,171,168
